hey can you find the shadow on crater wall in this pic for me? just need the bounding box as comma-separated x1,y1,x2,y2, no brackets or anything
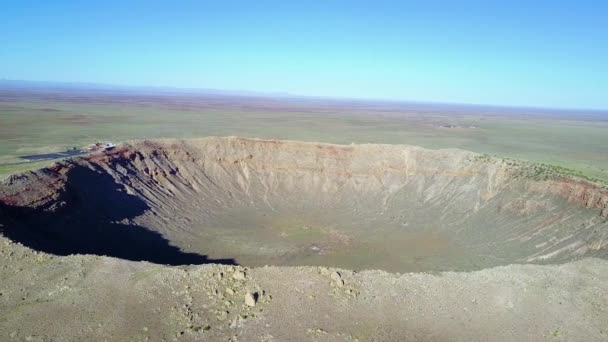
0,164,237,266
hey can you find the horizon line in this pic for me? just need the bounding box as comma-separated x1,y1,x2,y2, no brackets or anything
1,78,607,113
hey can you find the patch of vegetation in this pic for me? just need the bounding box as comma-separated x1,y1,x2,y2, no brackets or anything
191,325,211,333
470,153,608,188
471,154,492,162
512,160,606,186
0,161,53,177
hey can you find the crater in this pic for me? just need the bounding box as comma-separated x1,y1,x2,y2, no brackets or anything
1,137,607,272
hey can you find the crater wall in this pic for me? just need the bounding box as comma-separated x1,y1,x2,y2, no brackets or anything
1,137,606,272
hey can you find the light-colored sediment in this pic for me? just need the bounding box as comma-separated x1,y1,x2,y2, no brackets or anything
0,239,607,341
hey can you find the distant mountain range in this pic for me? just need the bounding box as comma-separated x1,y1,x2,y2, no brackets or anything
0,79,298,98
1,79,606,116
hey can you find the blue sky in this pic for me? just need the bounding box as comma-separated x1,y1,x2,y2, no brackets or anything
1,1,607,109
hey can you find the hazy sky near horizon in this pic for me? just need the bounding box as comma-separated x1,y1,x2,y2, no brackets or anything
1,1,607,109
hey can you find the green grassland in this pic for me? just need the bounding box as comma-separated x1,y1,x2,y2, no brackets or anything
1,95,607,183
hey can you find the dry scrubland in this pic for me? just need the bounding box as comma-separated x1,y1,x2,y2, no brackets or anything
1,89,608,183
1,137,607,341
